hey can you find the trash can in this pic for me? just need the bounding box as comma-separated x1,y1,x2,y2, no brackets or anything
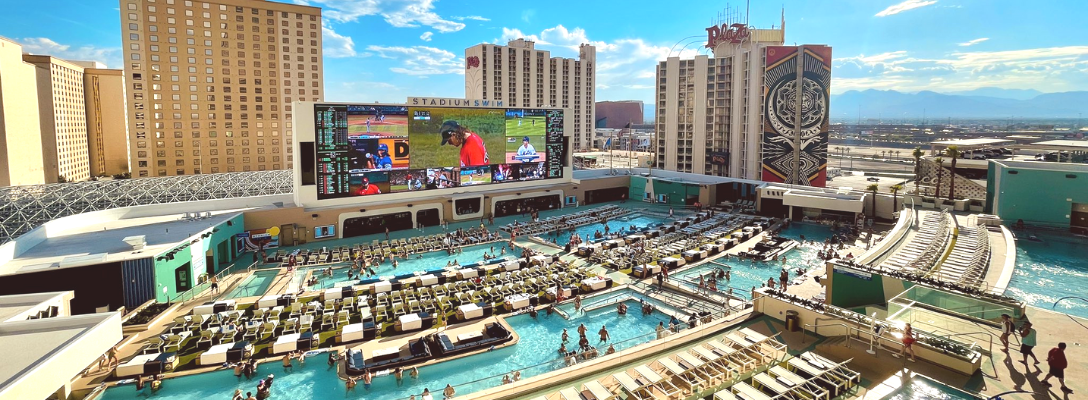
785,310,800,332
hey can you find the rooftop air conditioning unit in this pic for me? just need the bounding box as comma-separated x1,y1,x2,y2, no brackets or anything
122,235,147,250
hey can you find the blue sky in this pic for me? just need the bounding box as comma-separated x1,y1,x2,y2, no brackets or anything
3,0,1087,104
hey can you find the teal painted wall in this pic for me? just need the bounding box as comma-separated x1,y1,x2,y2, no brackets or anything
650,180,699,206
990,163,1088,227
152,214,245,302
629,177,647,201
153,244,193,302
206,214,244,271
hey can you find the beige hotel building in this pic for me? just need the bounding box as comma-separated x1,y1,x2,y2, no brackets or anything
654,23,785,180
120,0,324,177
465,39,596,152
2,37,129,185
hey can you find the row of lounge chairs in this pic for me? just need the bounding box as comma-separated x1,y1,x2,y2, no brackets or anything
540,327,858,400
881,209,950,273
939,225,991,286
366,261,588,323
271,232,501,267
503,205,629,236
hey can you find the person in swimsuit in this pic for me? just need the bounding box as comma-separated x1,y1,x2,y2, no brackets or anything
897,323,917,362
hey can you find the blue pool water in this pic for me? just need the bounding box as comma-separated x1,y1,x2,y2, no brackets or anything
1006,232,1088,319
880,376,980,399
98,294,668,400
305,243,512,290
672,223,834,296
223,270,279,299
545,214,668,246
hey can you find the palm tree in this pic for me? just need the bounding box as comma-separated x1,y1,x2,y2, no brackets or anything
933,156,944,199
881,150,887,160
867,184,880,217
912,147,924,195
895,150,901,160
891,184,904,211
944,145,961,201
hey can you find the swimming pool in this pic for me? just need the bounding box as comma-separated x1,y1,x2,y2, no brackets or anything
96,292,669,400
1005,231,1088,319
302,243,512,290
542,214,668,246
879,375,981,399
223,270,279,299
672,223,834,296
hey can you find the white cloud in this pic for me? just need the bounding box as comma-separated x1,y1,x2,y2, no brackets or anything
521,9,536,23
18,37,121,68
832,46,1088,93
366,45,464,76
501,27,543,44
302,0,465,33
497,24,700,102
420,32,433,42
453,15,490,21
875,0,938,17
958,38,989,47
322,25,357,58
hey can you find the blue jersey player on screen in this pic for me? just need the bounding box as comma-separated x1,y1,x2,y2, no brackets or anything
366,143,393,169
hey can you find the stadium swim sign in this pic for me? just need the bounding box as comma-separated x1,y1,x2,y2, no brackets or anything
408,97,504,108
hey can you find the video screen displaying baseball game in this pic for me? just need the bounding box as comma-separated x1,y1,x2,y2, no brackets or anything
314,104,565,200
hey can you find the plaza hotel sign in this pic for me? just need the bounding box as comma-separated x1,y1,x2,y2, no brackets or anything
705,23,750,48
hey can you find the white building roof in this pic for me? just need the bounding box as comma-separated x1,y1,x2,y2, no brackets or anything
0,292,122,400
1,211,240,276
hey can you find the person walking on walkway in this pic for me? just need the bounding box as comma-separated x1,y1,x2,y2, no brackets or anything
1019,322,1041,366
1042,342,1071,393
999,314,1014,352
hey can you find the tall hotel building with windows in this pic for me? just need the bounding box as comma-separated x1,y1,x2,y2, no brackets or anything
120,0,323,177
655,16,832,187
465,39,596,152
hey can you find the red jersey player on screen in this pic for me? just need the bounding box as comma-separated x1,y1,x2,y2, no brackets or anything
439,120,489,167
356,177,382,196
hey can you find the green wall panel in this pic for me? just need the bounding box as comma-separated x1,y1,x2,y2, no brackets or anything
991,164,1088,227
830,270,886,309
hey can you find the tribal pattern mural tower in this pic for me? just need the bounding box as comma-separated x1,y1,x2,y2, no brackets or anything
761,46,832,187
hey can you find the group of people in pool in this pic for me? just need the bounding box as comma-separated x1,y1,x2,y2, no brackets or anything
557,322,616,366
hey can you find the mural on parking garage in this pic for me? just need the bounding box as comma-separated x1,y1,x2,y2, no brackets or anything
761,45,832,187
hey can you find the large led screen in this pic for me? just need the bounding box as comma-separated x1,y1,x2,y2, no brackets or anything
314,104,565,200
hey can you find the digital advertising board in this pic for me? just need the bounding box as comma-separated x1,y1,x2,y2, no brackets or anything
304,102,568,202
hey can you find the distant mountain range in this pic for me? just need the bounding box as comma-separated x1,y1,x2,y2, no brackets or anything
831,88,1088,119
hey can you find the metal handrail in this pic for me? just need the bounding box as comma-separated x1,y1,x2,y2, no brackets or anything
802,321,919,354
171,260,259,303
937,331,995,362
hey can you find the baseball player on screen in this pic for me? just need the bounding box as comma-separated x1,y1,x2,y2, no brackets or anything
366,143,393,169
355,177,382,195
516,136,537,162
439,120,489,167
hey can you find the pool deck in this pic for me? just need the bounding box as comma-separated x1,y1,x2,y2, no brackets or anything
806,304,1088,399
75,203,1088,400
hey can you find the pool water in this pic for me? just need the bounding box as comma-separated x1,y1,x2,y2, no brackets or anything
880,376,980,399
97,296,668,400
672,223,834,296
303,243,513,290
543,214,668,246
223,270,279,299
1005,231,1088,319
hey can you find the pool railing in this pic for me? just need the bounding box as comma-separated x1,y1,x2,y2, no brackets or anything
171,259,260,304
374,307,737,400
